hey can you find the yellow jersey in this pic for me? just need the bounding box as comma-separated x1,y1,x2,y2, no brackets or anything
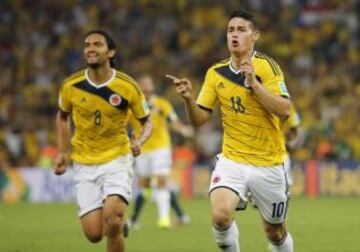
128,95,177,153
197,51,290,166
58,69,150,164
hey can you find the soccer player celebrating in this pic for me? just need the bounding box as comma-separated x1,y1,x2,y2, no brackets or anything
54,30,152,252
167,9,294,252
128,75,193,229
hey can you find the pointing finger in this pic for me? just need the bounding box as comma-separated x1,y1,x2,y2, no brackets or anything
165,74,181,82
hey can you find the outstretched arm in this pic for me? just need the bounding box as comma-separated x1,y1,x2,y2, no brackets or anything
165,74,211,127
170,119,194,138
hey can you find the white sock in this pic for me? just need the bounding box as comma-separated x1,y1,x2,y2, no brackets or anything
153,188,170,220
271,232,293,252
212,220,240,252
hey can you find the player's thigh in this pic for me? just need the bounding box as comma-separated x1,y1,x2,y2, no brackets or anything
209,155,250,206
210,187,240,220
73,163,103,218
249,165,288,224
209,156,251,222
101,155,134,205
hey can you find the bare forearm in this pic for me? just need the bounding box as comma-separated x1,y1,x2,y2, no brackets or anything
170,120,194,138
184,97,210,127
252,83,290,117
170,120,183,134
56,112,70,153
138,119,153,145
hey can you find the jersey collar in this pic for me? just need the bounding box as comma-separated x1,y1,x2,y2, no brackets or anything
229,50,257,75
85,68,116,89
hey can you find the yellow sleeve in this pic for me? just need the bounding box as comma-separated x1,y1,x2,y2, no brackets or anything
258,60,290,98
58,82,72,113
127,110,140,128
130,88,150,119
161,98,178,122
196,69,218,111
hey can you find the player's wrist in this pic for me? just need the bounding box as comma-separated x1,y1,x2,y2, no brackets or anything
249,80,261,90
184,95,196,105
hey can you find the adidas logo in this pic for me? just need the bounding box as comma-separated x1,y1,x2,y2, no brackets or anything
217,82,225,89
80,97,87,103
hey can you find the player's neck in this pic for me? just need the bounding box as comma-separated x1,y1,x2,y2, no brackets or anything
87,66,113,85
230,49,254,71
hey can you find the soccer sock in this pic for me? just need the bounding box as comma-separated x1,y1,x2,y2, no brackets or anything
270,232,293,252
131,189,146,222
153,188,170,220
212,220,240,252
170,190,184,218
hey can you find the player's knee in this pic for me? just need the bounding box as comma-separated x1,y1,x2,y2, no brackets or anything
104,213,125,238
265,223,286,243
212,207,233,228
84,229,103,243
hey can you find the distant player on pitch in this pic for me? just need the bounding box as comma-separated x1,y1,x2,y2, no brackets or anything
128,75,193,229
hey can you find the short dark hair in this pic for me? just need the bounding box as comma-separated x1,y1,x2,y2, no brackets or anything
85,30,117,67
229,9,258,31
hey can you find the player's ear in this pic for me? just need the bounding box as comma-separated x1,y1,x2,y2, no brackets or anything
253,30,260,43
108,49,115,58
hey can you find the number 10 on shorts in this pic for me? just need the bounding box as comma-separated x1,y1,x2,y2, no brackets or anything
271,201,285,218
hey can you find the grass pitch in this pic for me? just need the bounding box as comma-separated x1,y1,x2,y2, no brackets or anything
0,197,359,252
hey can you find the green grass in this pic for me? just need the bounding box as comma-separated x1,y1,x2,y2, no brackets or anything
0,197,359,252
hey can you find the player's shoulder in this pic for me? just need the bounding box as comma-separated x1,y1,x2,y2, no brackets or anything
153,95,169,103
62,69,86,87
253,51,282,76
253,51,278,63
114,70,142,94
153,95,172,107
207,58,231,72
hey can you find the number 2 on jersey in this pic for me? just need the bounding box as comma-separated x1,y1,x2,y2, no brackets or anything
94,109,102,125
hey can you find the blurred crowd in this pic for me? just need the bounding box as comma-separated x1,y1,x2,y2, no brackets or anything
0,0,359,169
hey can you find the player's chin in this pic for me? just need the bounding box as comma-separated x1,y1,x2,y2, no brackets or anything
87,62,101,69
229,47,243,55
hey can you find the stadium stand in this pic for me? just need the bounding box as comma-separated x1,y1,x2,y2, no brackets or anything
0,0,359,170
